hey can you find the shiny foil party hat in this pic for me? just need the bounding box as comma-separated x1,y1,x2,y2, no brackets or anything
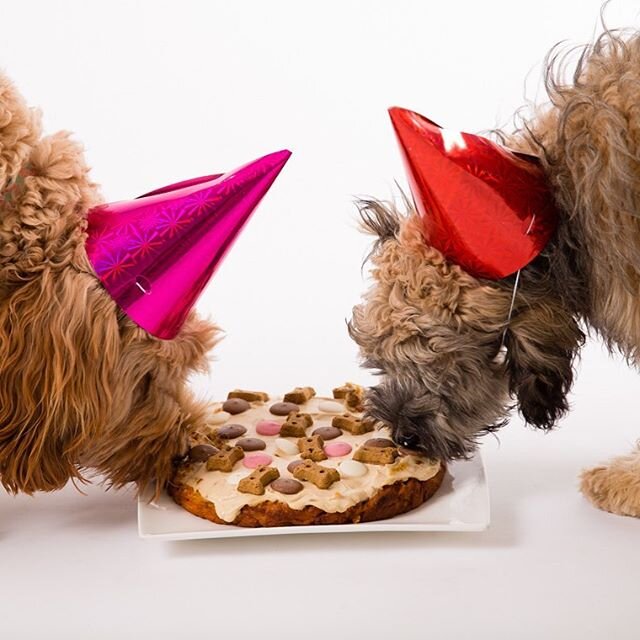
388,107,558,279
85,149,291,339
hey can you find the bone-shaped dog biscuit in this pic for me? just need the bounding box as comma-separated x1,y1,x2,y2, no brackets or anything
227,389,269,402
353,444,398,465
292,459,340,489
280,412,313,437
237,465,280,495
332,382,365,411
283,386,316,404
331,414,374,435
205,445,244,472
297,434,327,461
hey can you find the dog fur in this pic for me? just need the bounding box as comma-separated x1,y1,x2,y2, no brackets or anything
0,74,219,497
350,28,640,517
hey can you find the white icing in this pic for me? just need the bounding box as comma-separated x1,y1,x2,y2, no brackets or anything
176,394,441,523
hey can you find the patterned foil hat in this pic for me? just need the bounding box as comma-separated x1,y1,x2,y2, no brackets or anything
85,150,291,339
388,107,558,279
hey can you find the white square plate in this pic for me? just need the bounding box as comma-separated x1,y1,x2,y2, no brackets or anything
138,453,489,539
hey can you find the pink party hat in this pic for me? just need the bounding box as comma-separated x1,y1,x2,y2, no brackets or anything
85,150,291,339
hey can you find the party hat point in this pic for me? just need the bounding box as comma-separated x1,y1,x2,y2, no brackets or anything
85,150,291,339
389,106,558,279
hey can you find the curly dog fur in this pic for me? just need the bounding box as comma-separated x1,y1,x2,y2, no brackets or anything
350,28,640,517
0,74,219,497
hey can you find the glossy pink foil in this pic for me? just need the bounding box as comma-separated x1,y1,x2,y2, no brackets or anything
85,150,291,339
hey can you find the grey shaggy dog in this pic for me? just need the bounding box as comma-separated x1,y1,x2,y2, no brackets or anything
349,28,640,518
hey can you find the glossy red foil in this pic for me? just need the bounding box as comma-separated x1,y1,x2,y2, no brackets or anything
388,107,558,279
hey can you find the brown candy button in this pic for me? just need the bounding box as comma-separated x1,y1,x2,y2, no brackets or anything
312,426,342,441
236,437,266,451
216,424,247,439
222,398,251,415
364,438,395,448
270,401,300,416
271,478,304,495
188,444,218,462
287,459,305,473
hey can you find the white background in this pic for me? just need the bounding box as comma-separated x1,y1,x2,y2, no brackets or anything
1,1,640,638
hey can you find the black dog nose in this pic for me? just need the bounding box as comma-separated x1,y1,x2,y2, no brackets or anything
396,433,420,450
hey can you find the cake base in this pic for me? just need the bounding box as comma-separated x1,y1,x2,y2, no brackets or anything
168,464,446,528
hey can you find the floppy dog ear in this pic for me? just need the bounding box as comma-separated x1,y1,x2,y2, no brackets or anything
0,270,121,493
0,127,107,493
504,299,584,430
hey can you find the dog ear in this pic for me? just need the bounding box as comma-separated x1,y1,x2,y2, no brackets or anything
0,127,108,493
0,269,121,493
505,299,584,430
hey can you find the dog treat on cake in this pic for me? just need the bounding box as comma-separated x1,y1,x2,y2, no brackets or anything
292,459,340,489
332,414,374,435
333,383,365,411
228,389,269,402
283,387,316,404
353,443,399,465
169,385,445,527
238,466,280,495
205,446,244,472
298,435,327,461
280,412,313,437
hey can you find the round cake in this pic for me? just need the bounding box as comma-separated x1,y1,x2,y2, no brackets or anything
169,384,445,527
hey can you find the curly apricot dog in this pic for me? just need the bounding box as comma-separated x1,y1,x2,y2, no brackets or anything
0,74,219,496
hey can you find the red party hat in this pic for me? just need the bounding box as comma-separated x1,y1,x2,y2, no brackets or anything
388,107,558,279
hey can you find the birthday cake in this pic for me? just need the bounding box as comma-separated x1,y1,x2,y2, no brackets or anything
169,384,445,527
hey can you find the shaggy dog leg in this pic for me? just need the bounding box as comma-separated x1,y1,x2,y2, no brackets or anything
517,32,640,516
580,447,640,517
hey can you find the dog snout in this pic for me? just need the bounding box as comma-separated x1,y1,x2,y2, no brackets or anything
394,431,421,451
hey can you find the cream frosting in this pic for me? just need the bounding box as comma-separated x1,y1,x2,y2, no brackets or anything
175,392,441,523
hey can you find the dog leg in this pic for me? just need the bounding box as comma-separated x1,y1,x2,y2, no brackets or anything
580,446,640,517
505,294,584,430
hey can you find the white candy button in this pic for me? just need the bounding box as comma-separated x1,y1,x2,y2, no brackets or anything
275,438,299,456
318,400,344,414
210,411,231,425
338,460,368,478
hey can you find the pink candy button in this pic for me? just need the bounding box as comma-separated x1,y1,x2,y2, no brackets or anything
256,420,282,436
324,441,353,458
243,453,273,469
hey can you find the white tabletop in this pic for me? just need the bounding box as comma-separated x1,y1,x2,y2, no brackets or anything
3,348,639,640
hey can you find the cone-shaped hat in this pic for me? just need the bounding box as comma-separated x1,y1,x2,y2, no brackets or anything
86,149,291,339
388,107,558,279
